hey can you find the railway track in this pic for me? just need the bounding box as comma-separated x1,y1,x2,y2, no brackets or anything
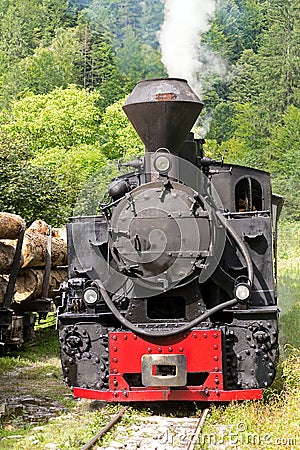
82,406,129,450
81,406,210,450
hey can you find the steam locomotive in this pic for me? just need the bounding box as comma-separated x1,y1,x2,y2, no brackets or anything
57,78,283,402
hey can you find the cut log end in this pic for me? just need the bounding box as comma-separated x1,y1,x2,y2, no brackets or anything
0,212,26,240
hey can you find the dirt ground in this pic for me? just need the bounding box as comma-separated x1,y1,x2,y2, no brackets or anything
0,327,75,426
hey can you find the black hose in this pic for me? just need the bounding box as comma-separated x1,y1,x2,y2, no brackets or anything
94,279,237,338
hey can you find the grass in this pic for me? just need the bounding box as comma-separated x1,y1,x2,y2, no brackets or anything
196,220,300,449
198,349,300,449
277,220,300,349
0,315,61,384
1,403,128,450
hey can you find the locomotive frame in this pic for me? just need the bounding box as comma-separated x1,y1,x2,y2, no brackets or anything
57,78,283,402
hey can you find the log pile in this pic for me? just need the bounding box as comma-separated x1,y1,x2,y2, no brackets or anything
0,214,67,307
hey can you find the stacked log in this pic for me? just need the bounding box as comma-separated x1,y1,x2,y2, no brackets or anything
0,212,26,239
0,240,22,274
0,214,68,307
22,221,67,268
0,269,67,303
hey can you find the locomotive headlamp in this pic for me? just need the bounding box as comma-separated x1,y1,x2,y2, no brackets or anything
154,154,171,174
234,277,251,303
235,284,250,301
83,287,99,305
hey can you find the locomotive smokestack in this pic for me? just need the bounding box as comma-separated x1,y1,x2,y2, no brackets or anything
123,78,203,154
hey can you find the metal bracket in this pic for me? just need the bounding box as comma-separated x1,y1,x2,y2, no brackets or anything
3,223,26,309
41,225,52,299
142,354,187,387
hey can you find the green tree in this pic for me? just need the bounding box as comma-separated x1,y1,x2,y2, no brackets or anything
269,105,300,220
0,85,102,153
84,0,164,49
206,102,237,144
229,49,262,104
83,0,165,84
32,143,110,214
99,97,144,160
0,0,70,65
205,0,299,207
0,28,82,104
0,24,127,108
254,0,300,119
217,102,271,169
205,0,270,64
0,85,107,213
77,25,128,107
139,0,165,48
116,26,165,84
0,132,68,225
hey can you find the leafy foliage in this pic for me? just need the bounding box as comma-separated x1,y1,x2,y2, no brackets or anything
0,133,67,225
270,106,300,220
0,0,299,223
0,85,102,152
0,86,111,220
0,0,70,64
115,26,166,84
75,25,128,108
83,0,166,81
0,28,82,105
203,0,300,218
99,98,144,160
205,0,270,63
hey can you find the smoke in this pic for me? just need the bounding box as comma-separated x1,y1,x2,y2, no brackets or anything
159,0,222,92
158,0,230,136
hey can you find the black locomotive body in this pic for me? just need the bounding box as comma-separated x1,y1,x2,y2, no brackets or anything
57,79,282,402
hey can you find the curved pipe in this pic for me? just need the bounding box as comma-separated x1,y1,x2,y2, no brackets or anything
94,279,237,338
216,211,254,285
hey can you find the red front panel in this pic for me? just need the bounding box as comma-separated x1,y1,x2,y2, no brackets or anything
109,330,223,388
73,329,262,402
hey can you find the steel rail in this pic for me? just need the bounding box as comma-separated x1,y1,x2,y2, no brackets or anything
187,408,210,450
81,405,129,450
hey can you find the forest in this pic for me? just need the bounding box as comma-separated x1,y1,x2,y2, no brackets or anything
0,0,299,224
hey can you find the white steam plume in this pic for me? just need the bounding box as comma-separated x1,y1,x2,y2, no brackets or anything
159,0,217,90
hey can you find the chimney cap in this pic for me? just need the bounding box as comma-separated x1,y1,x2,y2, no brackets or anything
123,78,203,154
